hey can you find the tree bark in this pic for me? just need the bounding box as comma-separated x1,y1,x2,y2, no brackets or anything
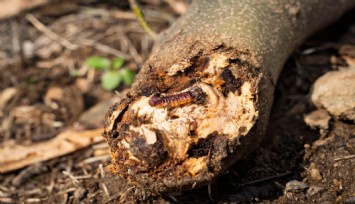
103,0,355,195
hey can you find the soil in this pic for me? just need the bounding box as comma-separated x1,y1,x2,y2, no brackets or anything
0,1,354,203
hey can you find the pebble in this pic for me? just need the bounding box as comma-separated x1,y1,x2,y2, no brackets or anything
309,163,322,181
284,180,309,194
306,186,324,196
304,109,331,130
311,68,355,122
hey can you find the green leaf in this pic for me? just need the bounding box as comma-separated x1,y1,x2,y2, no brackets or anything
119,69,135,86
112,57,125,70
101,71,122,90
86,56,111,70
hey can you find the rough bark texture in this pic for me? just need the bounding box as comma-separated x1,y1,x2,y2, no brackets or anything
103,0,355,195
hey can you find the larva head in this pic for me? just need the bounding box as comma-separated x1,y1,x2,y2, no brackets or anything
189,87,206,104
103,53,259,193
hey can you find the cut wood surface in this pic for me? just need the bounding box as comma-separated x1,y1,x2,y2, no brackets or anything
0,128,103,173
0,0,48,19
103,0,355,195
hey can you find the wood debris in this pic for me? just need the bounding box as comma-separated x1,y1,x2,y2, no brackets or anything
0,128,103,173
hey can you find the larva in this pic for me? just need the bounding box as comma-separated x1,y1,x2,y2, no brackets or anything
149,87,205,108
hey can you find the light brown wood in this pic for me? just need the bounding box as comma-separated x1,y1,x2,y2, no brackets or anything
0,0,48,19
0,128,103,173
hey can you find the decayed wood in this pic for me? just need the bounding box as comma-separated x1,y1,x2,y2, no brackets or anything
103,0,355,195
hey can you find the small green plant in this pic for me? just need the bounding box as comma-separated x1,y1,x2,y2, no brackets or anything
85,56,135,91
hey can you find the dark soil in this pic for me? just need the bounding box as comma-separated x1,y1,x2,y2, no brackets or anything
0,1,354,203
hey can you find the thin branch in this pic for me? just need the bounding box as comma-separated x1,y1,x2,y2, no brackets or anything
102,183,110,198
234,171,292,191
79,38,131,59
62,171,79,184
26,14,78,50
334,154,355,161
26,198,41,203
128,0,157,39
116,29,143,65
80,155,110,164
208,183,213,201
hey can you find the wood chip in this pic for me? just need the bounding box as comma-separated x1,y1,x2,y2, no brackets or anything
0,128,103,173
0,0,48,19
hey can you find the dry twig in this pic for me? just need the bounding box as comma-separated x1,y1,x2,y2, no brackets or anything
334,154,355,161
62,170,79,184
234,171,292,191
0,128,103,173
116,29,143,65
26,13,78,50
79,38,131,59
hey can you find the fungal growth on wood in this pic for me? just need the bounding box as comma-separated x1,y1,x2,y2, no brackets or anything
103,0,355,195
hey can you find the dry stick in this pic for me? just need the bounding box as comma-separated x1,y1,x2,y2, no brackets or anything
80,155,110,164
102,183,110,198
82,7,170,24
0,128,103,173
334,154,355,161
62,171,79,184
26,14,78,50
103,0,355,195
10,20,21,58
116,29,143,65
26,198,41,203
234,171,292,191
79,7,136,20
208,183,213,201
79,38,131,59
27,13,130,59
55,187,76,196
46,171,56,194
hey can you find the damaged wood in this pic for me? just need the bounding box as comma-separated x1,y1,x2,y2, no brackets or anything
102,0,355,195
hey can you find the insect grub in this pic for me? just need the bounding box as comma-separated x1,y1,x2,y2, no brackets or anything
149,87,205,108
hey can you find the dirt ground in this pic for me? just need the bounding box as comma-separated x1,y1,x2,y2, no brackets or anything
0,1,354,203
